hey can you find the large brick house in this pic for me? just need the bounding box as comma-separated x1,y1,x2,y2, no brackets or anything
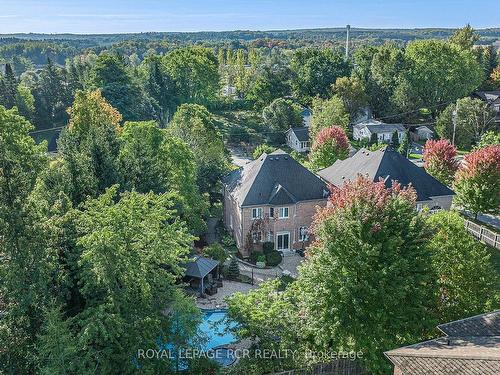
318,147,455,211
223,150,328,257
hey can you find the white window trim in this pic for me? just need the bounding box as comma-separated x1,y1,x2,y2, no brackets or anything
279,207,289,219
252,207,262,220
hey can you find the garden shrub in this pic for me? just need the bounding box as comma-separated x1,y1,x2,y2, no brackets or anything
262,242,275,254
203,243,228,264
265,250,282,267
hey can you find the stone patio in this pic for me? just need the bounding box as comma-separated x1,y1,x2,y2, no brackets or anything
196,280,257,309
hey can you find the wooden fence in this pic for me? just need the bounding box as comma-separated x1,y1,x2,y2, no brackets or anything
464,220,500,250
269,360,368,375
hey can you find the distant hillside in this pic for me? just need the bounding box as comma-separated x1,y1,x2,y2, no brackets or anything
2,27,500,45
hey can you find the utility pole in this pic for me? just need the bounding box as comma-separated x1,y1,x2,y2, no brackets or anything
452,103,459,146
345,24,351,59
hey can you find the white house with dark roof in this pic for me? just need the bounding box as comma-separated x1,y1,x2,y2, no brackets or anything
415,125,434,140
353,119,406,143
286,127,311,152
318,147,455,211
223,149,328,256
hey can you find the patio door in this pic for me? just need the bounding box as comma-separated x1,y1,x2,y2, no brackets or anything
277,232,290,251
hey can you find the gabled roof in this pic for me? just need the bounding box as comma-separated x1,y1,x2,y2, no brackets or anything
223,149,327,207
385,336,500,375
182,255,219,279
288,127,310,142
385,311,500,375
473,91,500,103
353,119,406,133
438,311,500,337
416,125,433,133
318,147,454,202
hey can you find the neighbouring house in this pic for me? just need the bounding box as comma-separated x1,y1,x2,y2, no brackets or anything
353,119,406,143
300,107,312,127
286,127,311,152
385,310,500,375
472,91,500,123
413,125,434,141
223,149,329,257
317,147,455,211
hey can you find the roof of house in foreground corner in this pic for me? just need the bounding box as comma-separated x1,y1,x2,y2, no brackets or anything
385,311,500,375
317,147,454,202
223,149,327,207
353,119,406,133
438,310,500,337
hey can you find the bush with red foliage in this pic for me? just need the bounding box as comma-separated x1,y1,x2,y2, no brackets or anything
454,145,500,216
423,139,459,185
309,126,349,170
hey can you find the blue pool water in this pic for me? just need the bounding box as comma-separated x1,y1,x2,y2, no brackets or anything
198,309,237,366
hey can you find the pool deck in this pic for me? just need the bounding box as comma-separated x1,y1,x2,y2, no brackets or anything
196,280,257,309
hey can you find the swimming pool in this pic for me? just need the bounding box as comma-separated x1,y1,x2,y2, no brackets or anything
199,309,237,366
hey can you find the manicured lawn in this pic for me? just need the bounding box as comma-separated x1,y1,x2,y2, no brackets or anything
409,153,423,159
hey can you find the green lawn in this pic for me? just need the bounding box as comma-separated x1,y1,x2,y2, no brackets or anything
409,153,423,160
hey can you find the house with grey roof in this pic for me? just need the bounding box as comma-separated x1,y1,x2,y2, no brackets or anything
286,127,311,152
353,119,406,143
473,91,500,123
318,147,454,211
385,310,500,375
223,149,328,257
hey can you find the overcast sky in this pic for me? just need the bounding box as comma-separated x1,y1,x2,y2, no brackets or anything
0,0,497,34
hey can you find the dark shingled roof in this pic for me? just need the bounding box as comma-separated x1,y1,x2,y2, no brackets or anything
318,147,454,202
223,149,328,207
474,91,500,103
385,311,500,375
289,127,310,142
385,336,500,375
353,119,406,133
438,311,500,337
182,255,219,279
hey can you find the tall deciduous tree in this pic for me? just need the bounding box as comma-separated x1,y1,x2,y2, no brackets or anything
454,145,500,217
295,177,436,374
436,98,497,150
426,210,497,323
309,126,349,171
262,98,302,144
69,187,196,373
310,95,349,137
399,40,483,112
332,76,368,121
58,90,122,204
168,104,228,193
449,24,479,50
290,48,351,102
423,139,459,185
0,105,51,373
162,47,219,105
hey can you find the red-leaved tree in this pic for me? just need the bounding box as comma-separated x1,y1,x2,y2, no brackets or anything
454,145,500,218
423,139,459,185
309,126,349,171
